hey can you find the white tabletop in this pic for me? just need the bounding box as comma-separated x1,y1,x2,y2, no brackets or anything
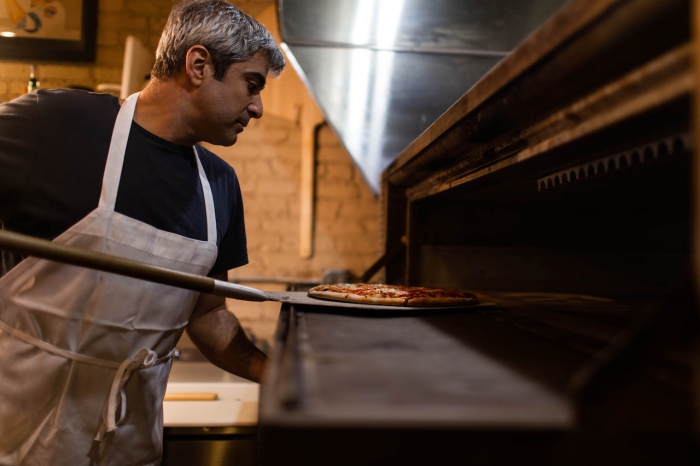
164,361,260,427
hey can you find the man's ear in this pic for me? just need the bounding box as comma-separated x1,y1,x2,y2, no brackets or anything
185,45,212,87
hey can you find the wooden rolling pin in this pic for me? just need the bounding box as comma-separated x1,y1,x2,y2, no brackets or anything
164,392,218,401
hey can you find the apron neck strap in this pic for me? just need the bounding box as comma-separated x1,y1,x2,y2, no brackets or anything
98,92,138,212
193,146,218,244
98,92,217,244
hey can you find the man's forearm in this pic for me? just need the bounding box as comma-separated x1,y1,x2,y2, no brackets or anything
187,304,269,383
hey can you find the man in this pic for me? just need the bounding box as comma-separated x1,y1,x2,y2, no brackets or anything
0,1,285,464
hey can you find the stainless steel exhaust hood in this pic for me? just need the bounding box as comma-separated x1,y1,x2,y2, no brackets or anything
278,0,571,193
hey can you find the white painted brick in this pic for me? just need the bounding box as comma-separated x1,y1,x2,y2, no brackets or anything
41,65,92,81
318,162,354,181
316,181,361,200
0,64,31,80
93,66,123,84
97,48,127,67
250,178,299,195
9,81,26,97
317,125,344,147
100,0,125,12
98,28,120,46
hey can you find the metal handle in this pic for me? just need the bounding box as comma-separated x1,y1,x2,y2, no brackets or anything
0,229,271,302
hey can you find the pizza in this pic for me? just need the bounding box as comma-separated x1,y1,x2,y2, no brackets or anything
307,283,478,308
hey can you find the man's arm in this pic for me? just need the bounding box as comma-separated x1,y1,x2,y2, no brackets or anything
186,272,269,383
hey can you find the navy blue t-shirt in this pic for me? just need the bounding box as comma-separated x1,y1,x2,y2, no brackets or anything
0,89,247,276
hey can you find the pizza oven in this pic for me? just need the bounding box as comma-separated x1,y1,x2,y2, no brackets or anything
378,0,696,457
258,0,698,464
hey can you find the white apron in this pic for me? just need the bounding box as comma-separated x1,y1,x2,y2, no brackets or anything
0,93,219,465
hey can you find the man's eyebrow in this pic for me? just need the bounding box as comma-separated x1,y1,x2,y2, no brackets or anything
245,72,267,89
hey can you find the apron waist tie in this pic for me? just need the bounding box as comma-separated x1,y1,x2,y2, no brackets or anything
0,317,174,446
93,348,174,443
0,317,122,369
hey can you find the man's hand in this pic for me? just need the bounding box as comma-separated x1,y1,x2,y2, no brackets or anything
186,272,269,383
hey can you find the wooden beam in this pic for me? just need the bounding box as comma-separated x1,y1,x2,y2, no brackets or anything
692,0,700,346
299,105,324,259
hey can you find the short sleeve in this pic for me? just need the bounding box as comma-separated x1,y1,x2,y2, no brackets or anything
209,173,248,276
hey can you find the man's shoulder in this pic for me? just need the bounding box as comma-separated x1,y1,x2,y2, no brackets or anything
0,89,121,145
16,90,122,147
33,89,121,118
18,89,120,131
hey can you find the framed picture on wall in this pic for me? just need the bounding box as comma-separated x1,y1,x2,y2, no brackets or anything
0,0,97,61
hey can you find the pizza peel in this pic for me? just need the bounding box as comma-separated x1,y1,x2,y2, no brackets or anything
261,291,500,311
0,229,498,311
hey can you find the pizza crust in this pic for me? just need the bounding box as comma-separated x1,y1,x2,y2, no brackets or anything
344,293,407,306
308,289,407,306
307,290,350,301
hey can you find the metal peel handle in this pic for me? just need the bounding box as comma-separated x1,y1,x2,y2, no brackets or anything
212,280,272,301
0,229,272,302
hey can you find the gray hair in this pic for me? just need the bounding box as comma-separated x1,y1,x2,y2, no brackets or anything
152,0,285,81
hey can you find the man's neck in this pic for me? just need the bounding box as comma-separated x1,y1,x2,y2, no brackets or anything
133,79,197,147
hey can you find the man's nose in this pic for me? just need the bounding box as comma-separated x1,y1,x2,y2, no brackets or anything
249,95,263,119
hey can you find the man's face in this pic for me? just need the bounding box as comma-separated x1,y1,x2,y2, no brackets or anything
197,52,269,147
